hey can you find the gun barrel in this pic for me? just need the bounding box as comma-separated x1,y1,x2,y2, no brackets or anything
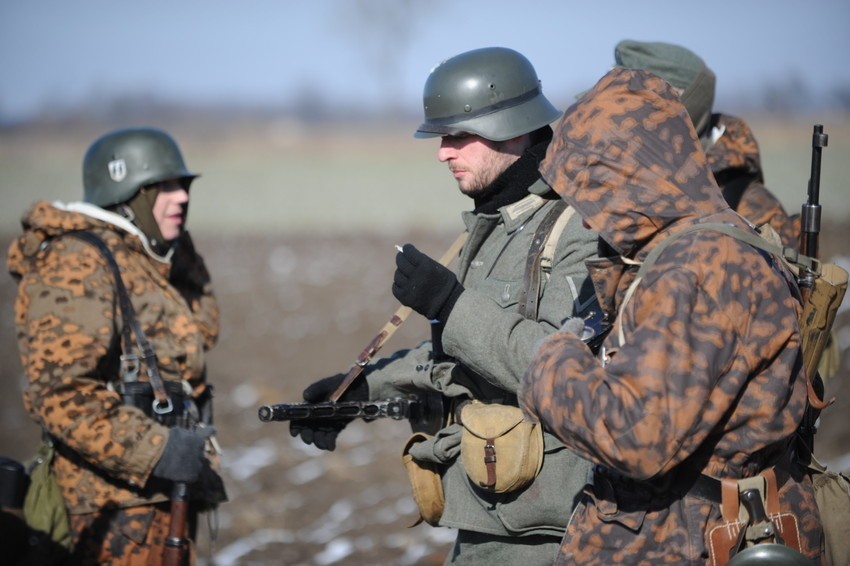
258,398,417,423
800,124,829,286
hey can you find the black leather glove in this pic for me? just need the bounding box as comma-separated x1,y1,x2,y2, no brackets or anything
288,373,369,452
152,427,214,483
392,244,464,322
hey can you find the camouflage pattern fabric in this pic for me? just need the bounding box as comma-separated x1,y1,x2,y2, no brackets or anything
707,112,800,246
520,68,823,564
7,201,219,554
68,503,195,565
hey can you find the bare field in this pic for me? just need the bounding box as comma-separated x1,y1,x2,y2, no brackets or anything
1,119,849,564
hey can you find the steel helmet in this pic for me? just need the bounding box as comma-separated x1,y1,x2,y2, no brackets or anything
83,127,198,207
727,544,812,566
415,47,562,142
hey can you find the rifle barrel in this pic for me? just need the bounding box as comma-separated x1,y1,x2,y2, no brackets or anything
799,124,829,297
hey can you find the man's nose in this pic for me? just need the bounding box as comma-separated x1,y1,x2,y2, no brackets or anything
173,188,190,203
437,143,456,163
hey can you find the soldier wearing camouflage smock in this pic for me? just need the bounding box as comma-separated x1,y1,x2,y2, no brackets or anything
614,39,800,247
519,68,823,563
291,48,599,565
7,128,225,564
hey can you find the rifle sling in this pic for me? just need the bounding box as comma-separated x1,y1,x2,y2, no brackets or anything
615,222,823,407
66,231,172,409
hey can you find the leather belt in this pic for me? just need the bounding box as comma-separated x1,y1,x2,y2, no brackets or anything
689,474,722,503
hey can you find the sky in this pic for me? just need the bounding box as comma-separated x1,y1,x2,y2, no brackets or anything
2,0,850,121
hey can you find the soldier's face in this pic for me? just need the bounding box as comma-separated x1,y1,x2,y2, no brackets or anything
438,133,523,197
151,179,189,241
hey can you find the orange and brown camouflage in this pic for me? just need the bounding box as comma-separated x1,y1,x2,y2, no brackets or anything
67,503,194,564
7,200,219,524
520,68,823,564
707,113,801,246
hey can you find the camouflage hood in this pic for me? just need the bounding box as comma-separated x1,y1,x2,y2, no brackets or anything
8,200,172,281
540,67,729,259
705,113,764,183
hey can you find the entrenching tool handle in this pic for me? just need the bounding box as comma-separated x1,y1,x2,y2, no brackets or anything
162,481,190,566
328,231,468,402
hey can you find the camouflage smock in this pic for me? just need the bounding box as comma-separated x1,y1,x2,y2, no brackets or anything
7,200,219,514
519,68,823,564
366,176,599,544
707,113,800,246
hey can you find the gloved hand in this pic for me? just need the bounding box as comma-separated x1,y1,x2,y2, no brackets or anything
152,427,215,483
289,373,369,452
392,244,464,322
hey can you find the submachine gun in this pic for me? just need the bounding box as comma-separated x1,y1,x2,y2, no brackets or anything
258,233,467,433
258,227,611,432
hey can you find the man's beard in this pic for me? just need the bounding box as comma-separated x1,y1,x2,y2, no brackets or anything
452,150,520,198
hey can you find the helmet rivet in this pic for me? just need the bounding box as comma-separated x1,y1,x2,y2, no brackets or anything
464,104,471,112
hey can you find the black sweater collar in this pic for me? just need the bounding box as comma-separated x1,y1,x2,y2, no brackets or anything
472,138,553,215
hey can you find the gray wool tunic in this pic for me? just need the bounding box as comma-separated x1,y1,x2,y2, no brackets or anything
366,180,599,557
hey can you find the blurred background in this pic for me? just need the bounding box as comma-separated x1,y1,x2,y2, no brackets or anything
2,1,849,564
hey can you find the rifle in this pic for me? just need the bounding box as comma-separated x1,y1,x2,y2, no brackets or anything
798,124,828,303
162,481,190,566
794,124,847,411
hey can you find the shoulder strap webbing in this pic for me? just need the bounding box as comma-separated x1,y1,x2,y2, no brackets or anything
65,231,173,413
617,222,816,347
518,201,575,321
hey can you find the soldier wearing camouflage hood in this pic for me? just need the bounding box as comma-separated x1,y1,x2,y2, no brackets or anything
614,39,800,246
290,47,599,564
519,68,823,563
7,127,225,563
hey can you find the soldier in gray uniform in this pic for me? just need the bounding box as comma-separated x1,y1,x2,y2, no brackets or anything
291,47,599,565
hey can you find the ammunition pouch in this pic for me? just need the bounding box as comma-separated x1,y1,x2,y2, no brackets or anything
459,401,543,494
402,433,444,526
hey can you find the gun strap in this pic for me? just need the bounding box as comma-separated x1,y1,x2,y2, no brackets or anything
329,231,468,402
518,200,574,321
614,222,826,408
65,231,172,410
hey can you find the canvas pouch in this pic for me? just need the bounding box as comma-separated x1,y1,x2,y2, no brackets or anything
459,401,543,494
809,457,850,566
402,432,445,526
23,439,72,557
